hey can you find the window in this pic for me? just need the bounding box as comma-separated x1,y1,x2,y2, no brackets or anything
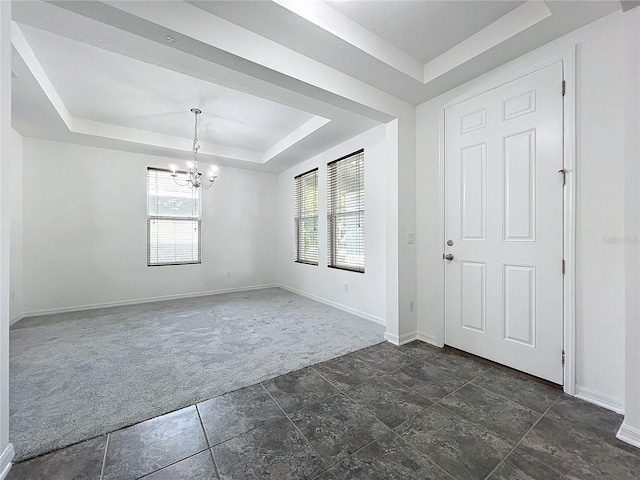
294,168,319,265
327,149,365,273
147,167,202,266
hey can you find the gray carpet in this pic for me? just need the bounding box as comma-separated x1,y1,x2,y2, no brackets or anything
9,287,385,461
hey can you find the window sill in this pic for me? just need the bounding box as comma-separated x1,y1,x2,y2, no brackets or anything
328,265,365,274
295,260,318,266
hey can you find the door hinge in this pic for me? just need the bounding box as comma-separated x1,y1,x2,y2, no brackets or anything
562,350,565,366
562,259,566,275
562,80,566,96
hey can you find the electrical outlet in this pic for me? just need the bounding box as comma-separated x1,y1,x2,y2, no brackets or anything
407,233,415,244
344,283,349,292
409,300,415,312
226,272,231,279
10,291,15,301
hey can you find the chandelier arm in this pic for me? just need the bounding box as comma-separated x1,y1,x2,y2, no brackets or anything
172,176,191,187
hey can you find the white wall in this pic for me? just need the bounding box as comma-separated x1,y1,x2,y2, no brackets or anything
416,11,629,407
9,129,23,324
621,5,640,446
22,138,278,314
0,0,13,472
395,115,417,343
277,125,387,324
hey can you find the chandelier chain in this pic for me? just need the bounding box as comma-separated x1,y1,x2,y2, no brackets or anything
192,109,200,165
171,107,218,190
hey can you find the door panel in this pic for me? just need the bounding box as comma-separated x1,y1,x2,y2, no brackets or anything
503,264,536,347
461,143,486,241
460,261,486,333
444,62,564,384
503,130,535,241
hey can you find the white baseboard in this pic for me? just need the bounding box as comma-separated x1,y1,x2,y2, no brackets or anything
399,331,418,345
277,284,386,326
416,331,444,347
384,331,400,345
22,284,279,318
575,386,625,414
384,331,428,346
617,420,640,448
0,444,14,480
9,314,23,326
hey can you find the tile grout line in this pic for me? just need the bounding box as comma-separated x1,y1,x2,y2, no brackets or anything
482,396,561,480
99,433,109,480
396,356,492,393
195,404,221,480
431,366,556,414
207,414,285,450
351,341,425,362
389,430,456,480
195,404,211,450
431,368,488,407
305,353,471,477
468,374,562,415
389,372,483,453
388,400,438,435
302,350,565,480
193,383,296,452
388,369,510,480
309,424,394,478
318,343,434,393
363,359,491,436
263,374,345,417
136,451,212,479
340,378,436,434
393,375,533,480
311,349,434,397
260,383,329,477
260,371,408,479
195,404,216,450
309,366,349,393
114,349,483,480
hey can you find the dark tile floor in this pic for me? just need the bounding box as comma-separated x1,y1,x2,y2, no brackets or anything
7,341,639,480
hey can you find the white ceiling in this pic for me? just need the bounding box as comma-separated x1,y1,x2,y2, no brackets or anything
322,1,527,64
19,23,315,152
10,0,621,173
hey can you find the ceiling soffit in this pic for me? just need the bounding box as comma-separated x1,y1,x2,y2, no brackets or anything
10,0,620,171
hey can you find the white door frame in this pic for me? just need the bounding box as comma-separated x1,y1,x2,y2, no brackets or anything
437,49,576,395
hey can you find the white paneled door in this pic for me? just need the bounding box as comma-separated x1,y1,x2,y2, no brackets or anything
444,62,564,384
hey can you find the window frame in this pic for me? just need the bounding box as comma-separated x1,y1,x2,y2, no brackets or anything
146,167,202,267
327,149,365,273
294,167,319,266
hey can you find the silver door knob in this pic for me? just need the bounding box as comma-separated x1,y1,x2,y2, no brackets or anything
444,254,454,261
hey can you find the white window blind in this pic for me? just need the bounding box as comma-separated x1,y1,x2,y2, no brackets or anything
328,149,365,273
147,167,202,266
294,168,319,265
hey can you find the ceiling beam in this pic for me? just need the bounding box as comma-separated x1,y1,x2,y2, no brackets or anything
96,0,408,120
621,1,640,12
272,0,424,82
11,22,73,129
423,1,552,83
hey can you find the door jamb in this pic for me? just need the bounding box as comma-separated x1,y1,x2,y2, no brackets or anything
437,49,576,395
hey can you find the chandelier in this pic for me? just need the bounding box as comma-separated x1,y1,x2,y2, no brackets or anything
171,108,219,189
